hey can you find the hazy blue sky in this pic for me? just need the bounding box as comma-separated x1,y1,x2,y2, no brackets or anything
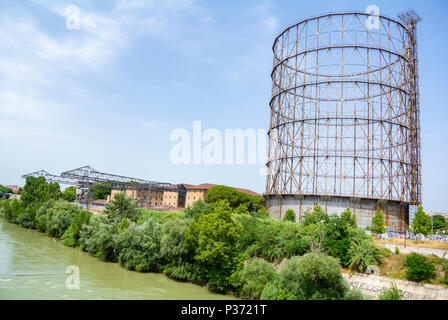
0,0,447,212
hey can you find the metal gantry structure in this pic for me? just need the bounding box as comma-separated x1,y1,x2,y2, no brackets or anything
22,166,177,207
266,10,422,205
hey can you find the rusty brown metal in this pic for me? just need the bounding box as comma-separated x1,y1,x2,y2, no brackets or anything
266,11,422,206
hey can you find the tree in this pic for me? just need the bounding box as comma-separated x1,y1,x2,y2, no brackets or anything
88,182,111,200
341,208,357,228
432,215,447,232
62,210,92,247
232,258,276,299
278,253,349,300
184,200,243,292
184,200,214,220
411,206,431,236
302,205,328,226
283,209,296,222
116,219,162,272
61,186,76,202
104,192,139,222
348,239,384,272
369,208,386,234
21,176,60,206
205,185,265,212
0,185,13,194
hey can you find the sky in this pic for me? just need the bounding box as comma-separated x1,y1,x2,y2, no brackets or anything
0,0,447,212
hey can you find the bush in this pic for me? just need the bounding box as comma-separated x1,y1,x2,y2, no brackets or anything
79,216,119,262
61,186,76,202
104,192,139,222
348,239,384,272
278,253,348,300
411,206,431,236
379,284,403,300
404,253,435,282
205,185,264,212
283,209,296,222
302,205,328,226
369,208,386,234
232,258,276,299
39,200,80,238
185,200,243,292
160,218,194,280
116,219,162,272
184,200,214,220
61,210,92,247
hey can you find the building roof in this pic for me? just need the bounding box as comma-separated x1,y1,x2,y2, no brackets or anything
181,183,261,197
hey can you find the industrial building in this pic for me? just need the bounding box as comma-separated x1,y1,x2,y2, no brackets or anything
265,10,423,231
22,166,260,211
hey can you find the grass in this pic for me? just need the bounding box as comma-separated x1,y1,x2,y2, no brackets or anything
374,238,448,250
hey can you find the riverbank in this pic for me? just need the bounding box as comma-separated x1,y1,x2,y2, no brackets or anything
0,219,236,300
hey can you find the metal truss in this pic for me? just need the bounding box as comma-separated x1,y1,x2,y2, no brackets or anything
22,170,78,185
266,11,422,205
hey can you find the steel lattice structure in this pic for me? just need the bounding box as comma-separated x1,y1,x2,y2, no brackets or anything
266,11,421,206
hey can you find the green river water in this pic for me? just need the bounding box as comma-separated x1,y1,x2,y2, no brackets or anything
0,219,236,300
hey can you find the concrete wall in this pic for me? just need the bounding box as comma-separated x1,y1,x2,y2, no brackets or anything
266,195,409,232
342,273,448,300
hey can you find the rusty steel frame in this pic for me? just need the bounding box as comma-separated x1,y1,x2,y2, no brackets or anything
266,11,421,205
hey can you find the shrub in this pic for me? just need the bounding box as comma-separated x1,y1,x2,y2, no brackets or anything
184,200,214,220
35,199,56,232
41,200,80,238
283,209,296,222
61,210,92,247
104,192,139,222
348,239,384,272
411,206,431,236
369,208,386,234
116,219,162,272
278,253,348,300
160,218,194,280
79,216,119,262
260,280,279,300
185,200,243,292
302,205,328,226
231,258,276,299
379,284,403,300
61,186,76,202
404,253,435,282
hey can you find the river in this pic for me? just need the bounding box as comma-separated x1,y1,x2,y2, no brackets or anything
0,219,236,300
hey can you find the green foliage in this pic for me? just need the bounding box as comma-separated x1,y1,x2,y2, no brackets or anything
348,239,384,272
184,200,214,220
302,205,328,226
278,253,349,300
260,280,279,300
137,208,186,225
283,209,296,222
205,185,264,212
37,200,81,238
116,219,162,272
160,218,194,280
89,182,111,200
379,284,403,300
369,208,386,234
411,206,431,236
79,216,119,262
21,176,60,207
61,210,92,247
61,186,76,202
185,200,243,292
340,208,357,228
104,192,139,222
404,253,436,282
231,258,276,299
234,204,249,215
432,215,448,232
0,185,13,194
1,199,23,224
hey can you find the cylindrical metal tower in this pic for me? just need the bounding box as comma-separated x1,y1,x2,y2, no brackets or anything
265,11,422,231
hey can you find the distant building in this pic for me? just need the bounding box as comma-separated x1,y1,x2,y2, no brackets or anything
109,183,261,210
5,185,20,193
